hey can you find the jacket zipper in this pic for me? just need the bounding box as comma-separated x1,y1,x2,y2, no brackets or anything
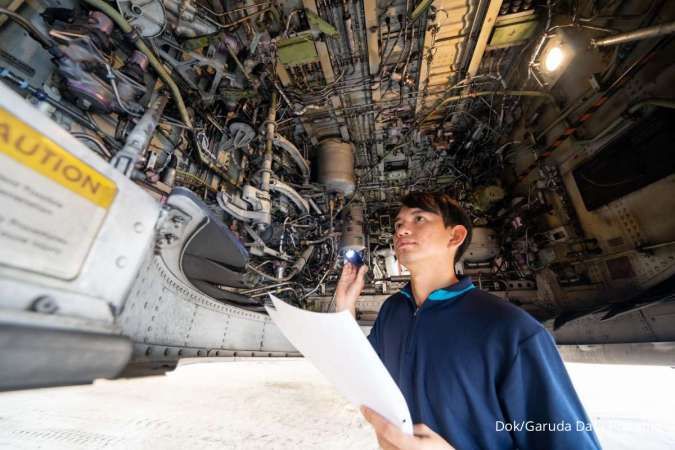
406,304,420,354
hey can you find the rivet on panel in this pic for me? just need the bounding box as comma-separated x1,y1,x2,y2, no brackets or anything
30,296,59,314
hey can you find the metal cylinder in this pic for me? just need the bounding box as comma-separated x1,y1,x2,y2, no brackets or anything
317,138,355,196
161,156,177,186
341,204,365,252
592,21,675,47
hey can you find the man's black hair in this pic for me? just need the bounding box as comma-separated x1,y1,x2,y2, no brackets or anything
400,191,473,264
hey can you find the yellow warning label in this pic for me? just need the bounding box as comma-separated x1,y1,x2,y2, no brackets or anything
0,107,117,209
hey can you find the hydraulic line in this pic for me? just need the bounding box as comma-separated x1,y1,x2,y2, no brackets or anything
417,90,555,126
0,66,96,130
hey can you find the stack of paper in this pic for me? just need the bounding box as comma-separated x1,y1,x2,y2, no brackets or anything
266,294,412,434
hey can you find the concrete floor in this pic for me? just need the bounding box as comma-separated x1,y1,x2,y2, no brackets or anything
0,359,673,449
0,359,376,450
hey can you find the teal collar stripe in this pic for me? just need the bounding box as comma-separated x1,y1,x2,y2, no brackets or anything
399,277,476,302
428,284,475,300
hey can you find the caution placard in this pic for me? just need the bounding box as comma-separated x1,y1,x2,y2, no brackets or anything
0,107,118,279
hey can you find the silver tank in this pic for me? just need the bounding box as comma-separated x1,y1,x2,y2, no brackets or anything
317,139,355,196
341,204,365,252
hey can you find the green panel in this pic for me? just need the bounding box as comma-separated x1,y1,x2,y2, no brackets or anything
305,9,338,37
278,35,319,66
410,0,433,21
489,20,539,48
183,36,216,51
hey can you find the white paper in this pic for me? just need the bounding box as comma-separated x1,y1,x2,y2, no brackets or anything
266,294,413,434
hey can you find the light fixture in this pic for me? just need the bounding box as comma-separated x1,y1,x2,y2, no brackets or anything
529,29,577,88
544,46,565,72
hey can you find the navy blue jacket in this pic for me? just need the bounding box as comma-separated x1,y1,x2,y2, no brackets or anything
367,277,601,450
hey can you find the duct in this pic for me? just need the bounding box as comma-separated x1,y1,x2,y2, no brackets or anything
217,185,271,225
268,178,310,214
592,21,675,47
111,92,168,177
272,134,310,180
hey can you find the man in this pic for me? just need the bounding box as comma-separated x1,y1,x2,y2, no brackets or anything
335,192,601,450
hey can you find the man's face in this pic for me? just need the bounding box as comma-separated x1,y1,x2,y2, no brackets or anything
393,206,457,267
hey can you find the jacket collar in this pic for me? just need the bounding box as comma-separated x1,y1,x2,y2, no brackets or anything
400,276,475,302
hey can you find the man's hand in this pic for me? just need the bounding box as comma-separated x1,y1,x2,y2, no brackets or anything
361,406,455,450
334,262,368,317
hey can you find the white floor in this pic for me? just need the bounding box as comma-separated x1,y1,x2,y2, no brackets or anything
0,359,673,449
565,363,675,450
0,359,376,450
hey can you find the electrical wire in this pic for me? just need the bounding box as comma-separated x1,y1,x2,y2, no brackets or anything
105,65,142,117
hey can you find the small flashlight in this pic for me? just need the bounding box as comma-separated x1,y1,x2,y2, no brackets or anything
344,249,364,267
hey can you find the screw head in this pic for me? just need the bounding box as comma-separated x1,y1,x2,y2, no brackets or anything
30,296,59,314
